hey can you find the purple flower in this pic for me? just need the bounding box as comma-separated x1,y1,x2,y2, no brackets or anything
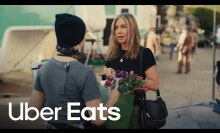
101,70,145,93
119,71,124,78
116,70,121,78
121,71,129,79
115,70,129,79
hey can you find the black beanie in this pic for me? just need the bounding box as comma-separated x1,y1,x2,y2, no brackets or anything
55,13,86,48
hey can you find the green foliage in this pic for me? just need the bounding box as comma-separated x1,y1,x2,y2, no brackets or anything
118,74,145,93
190,7,220,36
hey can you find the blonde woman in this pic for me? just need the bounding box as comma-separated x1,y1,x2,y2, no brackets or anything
102,13,159,129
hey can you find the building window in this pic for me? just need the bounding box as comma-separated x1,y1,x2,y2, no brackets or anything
121,8,129,13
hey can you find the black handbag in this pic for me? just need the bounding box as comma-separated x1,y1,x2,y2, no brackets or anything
138,47,168,129
138,90,168,129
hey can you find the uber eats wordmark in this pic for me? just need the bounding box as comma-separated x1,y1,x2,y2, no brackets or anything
8,102,121,121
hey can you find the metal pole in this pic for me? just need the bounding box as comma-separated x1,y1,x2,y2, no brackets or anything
212,5,216,102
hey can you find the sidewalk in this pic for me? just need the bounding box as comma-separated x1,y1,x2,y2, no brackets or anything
0,47,220,129
157,47,220,129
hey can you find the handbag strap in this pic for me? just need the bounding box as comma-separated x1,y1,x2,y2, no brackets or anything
139,46,160,97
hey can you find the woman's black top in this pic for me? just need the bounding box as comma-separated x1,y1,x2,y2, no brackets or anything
105,47,156,79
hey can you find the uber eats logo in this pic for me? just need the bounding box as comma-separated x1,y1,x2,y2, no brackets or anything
8,102,121,121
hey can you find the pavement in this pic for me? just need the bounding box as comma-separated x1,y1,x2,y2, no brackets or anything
0,46,220,129
158,46,220,129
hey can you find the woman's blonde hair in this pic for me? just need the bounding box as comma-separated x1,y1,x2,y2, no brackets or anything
106,13,141,61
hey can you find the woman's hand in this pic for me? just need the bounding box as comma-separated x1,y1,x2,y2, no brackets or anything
108,79,120,105
103,67,116,79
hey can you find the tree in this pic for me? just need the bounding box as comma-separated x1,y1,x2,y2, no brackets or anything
157,5,184,25
157,5,169,25
188,7,220,36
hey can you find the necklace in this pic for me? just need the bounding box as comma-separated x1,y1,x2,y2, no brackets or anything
120,51,127,62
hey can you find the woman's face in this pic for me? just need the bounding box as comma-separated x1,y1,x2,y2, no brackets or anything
114,18,129,45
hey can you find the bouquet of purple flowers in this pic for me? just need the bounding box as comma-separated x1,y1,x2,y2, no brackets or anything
104,70,146,93
100,70,148,128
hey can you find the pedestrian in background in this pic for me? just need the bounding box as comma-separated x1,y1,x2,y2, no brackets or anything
175,25,194,74
144,26,159,60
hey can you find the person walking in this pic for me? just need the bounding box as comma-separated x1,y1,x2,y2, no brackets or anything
175,26,194,74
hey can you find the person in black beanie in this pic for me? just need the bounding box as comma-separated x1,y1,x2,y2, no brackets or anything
30,13,119,129
55,13,86,57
